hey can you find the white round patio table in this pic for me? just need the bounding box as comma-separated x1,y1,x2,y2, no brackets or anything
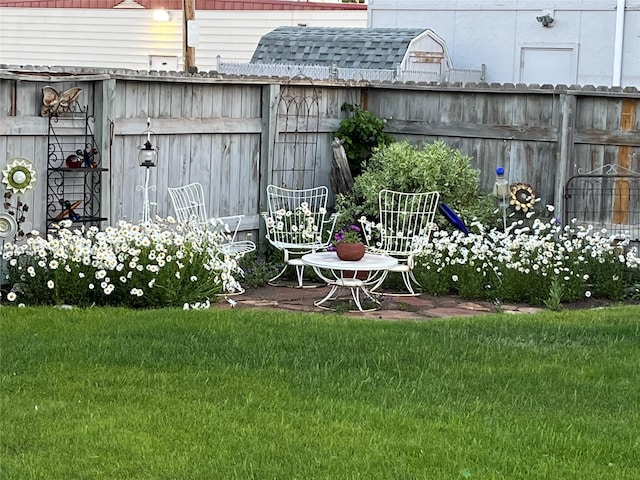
301,251,398,312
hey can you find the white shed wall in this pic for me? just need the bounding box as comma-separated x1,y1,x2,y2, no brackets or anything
368,0,640,87
0,8,367,71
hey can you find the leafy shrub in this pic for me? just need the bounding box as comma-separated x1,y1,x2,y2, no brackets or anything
237,252,283,289
336,140,496,228
334,102,394,177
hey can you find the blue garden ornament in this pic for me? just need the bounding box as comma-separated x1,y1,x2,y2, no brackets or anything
438,203,469,235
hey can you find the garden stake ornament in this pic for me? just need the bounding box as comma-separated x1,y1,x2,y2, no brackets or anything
2,158,37,195
1,158,37,240
492,166,509,230
137,118,159,225
0,211,18,304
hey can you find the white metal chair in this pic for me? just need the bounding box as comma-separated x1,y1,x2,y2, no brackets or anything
167,182,256,259
361,189,440,296
262,185,339,288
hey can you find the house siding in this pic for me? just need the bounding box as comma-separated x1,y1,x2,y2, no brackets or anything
0,7,367,71
368,0,640,87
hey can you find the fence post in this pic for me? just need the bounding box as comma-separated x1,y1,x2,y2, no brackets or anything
258,83,280,248
95,78,116,228
556,93,576,222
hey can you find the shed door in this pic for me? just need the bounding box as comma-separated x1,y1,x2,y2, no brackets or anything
519,46,576,85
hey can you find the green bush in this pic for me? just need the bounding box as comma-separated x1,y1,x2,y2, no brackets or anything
237,251,283,288
336,140,496,228
334,103,394,177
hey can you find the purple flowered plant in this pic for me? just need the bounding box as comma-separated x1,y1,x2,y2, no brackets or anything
333,224,362,245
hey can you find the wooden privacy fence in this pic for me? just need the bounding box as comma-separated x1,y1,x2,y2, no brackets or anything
1,68,639,241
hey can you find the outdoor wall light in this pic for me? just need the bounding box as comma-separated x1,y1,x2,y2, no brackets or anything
536,14,554,27
137,118,158,224
152,9,171,22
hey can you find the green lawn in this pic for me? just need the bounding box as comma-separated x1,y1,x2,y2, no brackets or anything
1,306,639,479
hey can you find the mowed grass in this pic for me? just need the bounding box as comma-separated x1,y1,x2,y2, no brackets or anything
1,306,639,479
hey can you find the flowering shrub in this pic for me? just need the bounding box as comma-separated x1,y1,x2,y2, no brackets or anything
1,218,243,308
414,212,640,305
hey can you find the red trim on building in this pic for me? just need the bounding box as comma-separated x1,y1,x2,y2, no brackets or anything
0,0,366,10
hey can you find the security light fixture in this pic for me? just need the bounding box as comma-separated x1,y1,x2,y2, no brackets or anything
536,14,554,27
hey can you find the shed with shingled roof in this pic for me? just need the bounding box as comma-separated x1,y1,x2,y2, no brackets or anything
250,26,453,81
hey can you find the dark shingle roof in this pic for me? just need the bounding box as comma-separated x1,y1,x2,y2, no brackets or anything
251,26,427,70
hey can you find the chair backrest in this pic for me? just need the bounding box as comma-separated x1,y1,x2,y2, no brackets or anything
264,185,330,248
167,182,208,228
378,189,440,256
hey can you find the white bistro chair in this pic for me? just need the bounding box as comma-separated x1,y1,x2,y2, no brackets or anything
167,182,256,259
361,189,440,296
262,185,339,288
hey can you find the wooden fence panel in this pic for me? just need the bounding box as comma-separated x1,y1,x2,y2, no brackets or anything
110,81,264,228
569,95,640,230
370,88,562,207
2,72,639,239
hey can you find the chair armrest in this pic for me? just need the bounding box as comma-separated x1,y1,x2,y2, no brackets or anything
211,214,245,242
320,212,340,246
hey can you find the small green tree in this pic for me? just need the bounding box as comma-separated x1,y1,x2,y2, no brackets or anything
334,102,394,177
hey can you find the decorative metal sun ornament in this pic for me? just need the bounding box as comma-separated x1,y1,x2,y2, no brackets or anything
1,158,38,195
0,212,18,239
509,182,537,212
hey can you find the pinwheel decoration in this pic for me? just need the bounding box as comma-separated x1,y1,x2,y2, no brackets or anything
2,158,38,195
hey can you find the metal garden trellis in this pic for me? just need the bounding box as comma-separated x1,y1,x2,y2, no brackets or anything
271,76,321,190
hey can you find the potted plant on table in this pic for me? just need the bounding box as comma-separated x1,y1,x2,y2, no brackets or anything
333,224,365,261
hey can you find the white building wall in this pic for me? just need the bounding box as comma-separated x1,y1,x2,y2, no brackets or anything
0,7,367,71
368,0,640,87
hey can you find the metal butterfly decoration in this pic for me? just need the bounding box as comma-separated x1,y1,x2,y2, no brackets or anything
40,86,82,116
